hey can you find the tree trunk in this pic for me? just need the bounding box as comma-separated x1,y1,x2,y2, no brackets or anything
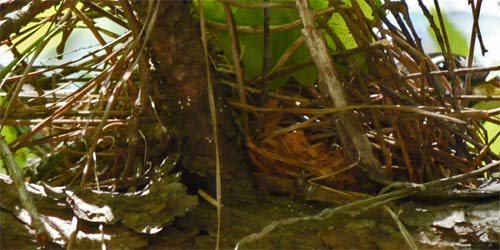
140,1,254,197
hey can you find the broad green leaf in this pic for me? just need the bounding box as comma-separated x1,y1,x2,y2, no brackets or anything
197,0,377,90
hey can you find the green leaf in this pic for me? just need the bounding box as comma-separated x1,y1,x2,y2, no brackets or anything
428,8,468,55
0,126,28,174
0,96,35,173
483,119,500,155
197,0,376,90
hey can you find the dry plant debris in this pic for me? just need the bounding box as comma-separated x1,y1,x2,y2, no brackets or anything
208,0,500,202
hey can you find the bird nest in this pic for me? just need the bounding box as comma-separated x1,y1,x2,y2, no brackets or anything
212,0,500,196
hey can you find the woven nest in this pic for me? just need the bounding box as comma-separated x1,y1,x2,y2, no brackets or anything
215,1,500,194
243,81,496,192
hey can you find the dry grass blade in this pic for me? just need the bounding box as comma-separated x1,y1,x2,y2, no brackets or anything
10,49,126,151
222,1,248,132
219,0,295,9
1,23,64,130
229,102,465,124
81,0,160,187
200,1,223,249
0,1,159,189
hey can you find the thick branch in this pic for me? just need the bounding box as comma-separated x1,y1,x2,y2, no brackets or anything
0,137,47,242
0,0,58,41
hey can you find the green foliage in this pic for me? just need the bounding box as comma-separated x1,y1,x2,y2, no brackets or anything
473,99,500,155
428,7,468,56
198,0,375,90
0,97,36,174
0,126,29,174
483,119,500,155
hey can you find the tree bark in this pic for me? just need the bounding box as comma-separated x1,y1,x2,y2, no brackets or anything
144,1,253,194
